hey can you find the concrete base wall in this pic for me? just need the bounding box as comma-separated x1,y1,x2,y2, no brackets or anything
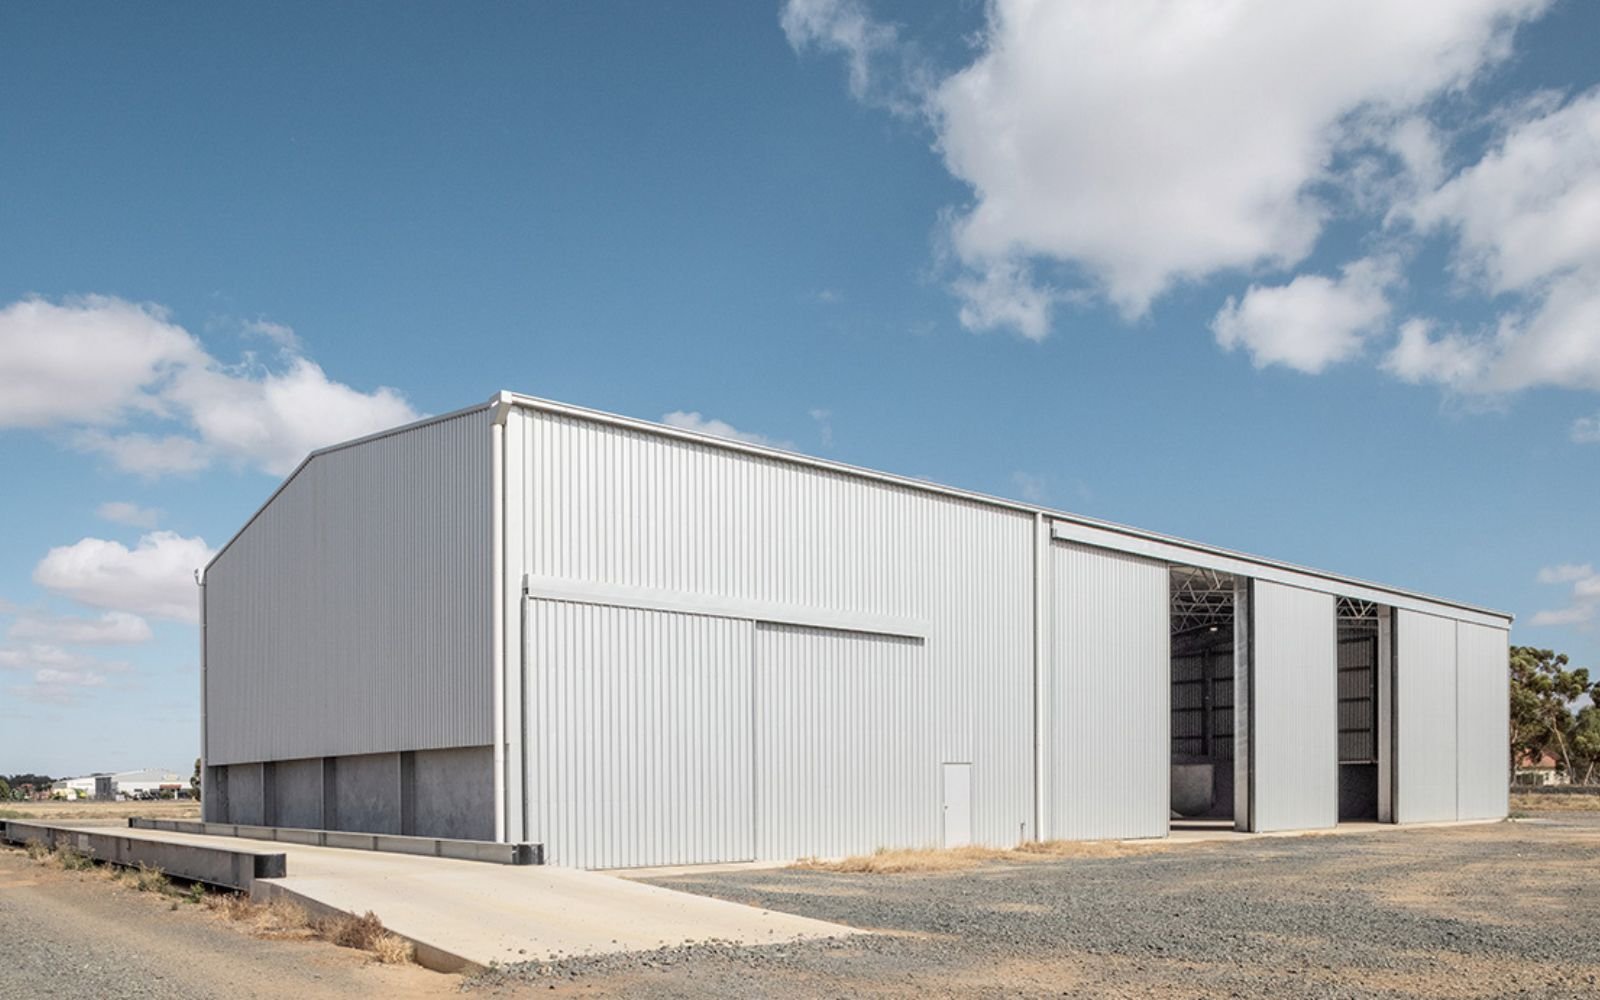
273,757,324,829
332,752,403,834
205,745,493,841
227,762,265,826
413,746,494,841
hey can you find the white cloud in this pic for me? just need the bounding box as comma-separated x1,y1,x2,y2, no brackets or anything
1400,87,1600,392
1213,256,1399,373
951,261,1059,342
0,295,205,428
1381,319,1496,387
661,411,789,449
1537,563,1593,584
6,610,153,645
243,317,300,350
1530,605,1594,627
163,356,418,475
929,0,1545,333
95,501,163,528
75,430,211,477
0,295,419,478
33,531,213,624
0,644,123,705
780,0,927,117
1531,562,1600,628
1574,415,1600,444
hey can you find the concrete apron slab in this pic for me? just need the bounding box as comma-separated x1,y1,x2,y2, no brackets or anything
43,824,854,974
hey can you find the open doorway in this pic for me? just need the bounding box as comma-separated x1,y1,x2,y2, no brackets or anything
1337,597,1381,821
1170,567,1236,828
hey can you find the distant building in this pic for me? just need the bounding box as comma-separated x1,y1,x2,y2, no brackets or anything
52,768,184,800
1514,752,1568,786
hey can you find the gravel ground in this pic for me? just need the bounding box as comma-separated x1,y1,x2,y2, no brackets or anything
472,814,1600,999
0,847,456,1000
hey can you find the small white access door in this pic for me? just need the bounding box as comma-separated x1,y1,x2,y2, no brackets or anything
942,763,972,848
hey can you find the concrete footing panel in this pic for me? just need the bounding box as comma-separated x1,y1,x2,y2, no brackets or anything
331,752,403,834
227,763,266,826
272,757,324,829
413,746,494,841
208,745,494,841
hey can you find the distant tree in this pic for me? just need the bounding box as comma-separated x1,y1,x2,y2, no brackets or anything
1510,646,1595,780
190,758,202,802
1571,706,1600,786
0,778,10,801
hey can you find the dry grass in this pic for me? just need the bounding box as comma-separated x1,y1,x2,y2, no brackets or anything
793,838,1171,874
127,862,171,894
204,894,413,963
0,799,200,822
1511,791,1600,813
311,910,414,964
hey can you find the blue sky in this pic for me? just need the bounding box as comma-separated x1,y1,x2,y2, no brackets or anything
3,1,1598,777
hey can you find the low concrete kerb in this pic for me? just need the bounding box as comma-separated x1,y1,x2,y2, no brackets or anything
129,817,542,865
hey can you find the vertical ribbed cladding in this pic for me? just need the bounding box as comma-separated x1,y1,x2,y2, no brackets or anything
1046,541,1169,841
204,408,494,766
755,624,934,860
1455,621,1510,820
514,407,1034,862
1393,609,1459,822
526,599,754,869
1250,582,1338,832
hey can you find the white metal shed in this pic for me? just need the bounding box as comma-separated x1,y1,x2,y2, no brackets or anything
201,391,1512,865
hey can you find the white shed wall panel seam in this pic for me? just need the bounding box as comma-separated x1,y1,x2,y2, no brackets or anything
1456,622,1510,821
526,599,754,869
204,408,493,766
512,408,1035,850
1250,582,1338,833
1394,610,1459,823
755,624,935,860
1046,542,1170,841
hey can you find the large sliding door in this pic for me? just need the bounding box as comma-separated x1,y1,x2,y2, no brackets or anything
1251,582,1337,832
1394,610,1458,823
1047,542,1169,840
526,600,755,868
755,624,934,860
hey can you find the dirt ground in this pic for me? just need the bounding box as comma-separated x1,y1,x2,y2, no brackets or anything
0,845,458,999
0,799,202,823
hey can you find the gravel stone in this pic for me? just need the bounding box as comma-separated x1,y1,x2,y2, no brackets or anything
471,813,1600,998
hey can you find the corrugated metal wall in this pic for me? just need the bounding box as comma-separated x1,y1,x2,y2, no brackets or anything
1046,542,1169,841
755,624,934,860
1251,582,1337,832
1455,622,1510,821
205,409,493,766
511,408,1035,859
1394,609,1458,823
525,599,754,868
